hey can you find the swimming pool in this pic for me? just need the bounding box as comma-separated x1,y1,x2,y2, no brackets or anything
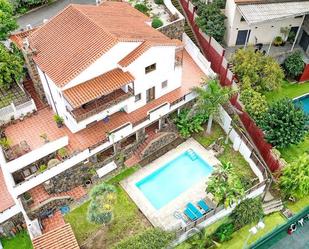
136,149,213,209
294,94,309,115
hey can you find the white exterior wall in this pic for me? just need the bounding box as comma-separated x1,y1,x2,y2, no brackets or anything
225,0,304,46
64,42,141,90
125,46,181,113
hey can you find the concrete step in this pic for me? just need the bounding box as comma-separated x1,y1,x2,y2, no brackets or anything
263,199,283,215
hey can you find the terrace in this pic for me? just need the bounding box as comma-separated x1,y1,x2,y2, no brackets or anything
3,50,204,160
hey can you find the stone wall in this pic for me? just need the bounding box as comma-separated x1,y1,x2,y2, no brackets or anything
158,18,185,40
141,132,178,159
28,198,72,220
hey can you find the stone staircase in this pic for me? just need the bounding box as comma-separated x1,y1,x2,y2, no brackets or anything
171,0,199,47
23,78,45,110
125,130,158,167
263,199,284,215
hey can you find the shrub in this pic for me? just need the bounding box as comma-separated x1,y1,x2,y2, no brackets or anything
195,2,226,43
113,228,175,249
259,98,308,148
0,138,11,150
213,0,226,8
0,0,18,40
230,198,263,229
151,17,163,28
38,164,47,172
134,3,149,15
232,48,284,92
154,0,164,4
280,153,309,199
174,109,207,138
53,114,64,124
273,36,283,46
87,183,117,225
240,87,268,123
283,51,305,79
212,222,234,243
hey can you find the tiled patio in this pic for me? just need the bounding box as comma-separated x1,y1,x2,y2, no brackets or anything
29,185,86,210
121,138,220,230
4,50,205,157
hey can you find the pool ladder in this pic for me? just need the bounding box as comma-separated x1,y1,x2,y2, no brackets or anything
187,149,197,161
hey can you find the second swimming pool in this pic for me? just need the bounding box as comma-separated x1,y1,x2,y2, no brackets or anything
136,149,213,209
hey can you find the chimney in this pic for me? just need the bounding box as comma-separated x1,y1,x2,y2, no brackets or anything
26,24,32,30
23,38,30,50
43,19,49,24
96,0,101,6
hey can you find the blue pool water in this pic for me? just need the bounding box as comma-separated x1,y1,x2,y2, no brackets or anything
294,94,309,115
136,150,213,209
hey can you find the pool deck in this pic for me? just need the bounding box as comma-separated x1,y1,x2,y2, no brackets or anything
121,138,220,230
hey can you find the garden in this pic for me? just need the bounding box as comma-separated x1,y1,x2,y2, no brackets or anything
0,230,33,249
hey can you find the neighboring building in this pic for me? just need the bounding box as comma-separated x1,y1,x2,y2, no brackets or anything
0,0,213,240
225,0,309,47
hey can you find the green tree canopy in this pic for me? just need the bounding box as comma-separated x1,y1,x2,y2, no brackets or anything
0,0,18,40
113,228,175,249
280,153,309,199
283,51,305,79
206,161,246,207
230,198,263,229
0,43,24,90
259,98,308,148
195,2,226,43
231,48,284,92
192,79,234,134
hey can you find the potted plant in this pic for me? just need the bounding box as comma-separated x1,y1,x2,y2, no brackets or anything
53,114,64,128
0,138,11,150
38,164,47,173
57,147,68,160
40,133,49,143
273,36,283,46
23,192,33,205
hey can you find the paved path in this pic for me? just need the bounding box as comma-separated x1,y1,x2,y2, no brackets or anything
17,0,95,29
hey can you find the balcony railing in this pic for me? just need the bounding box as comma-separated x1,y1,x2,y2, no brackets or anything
68,88,133,122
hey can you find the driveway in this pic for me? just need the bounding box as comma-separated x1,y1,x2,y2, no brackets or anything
17,0,95,29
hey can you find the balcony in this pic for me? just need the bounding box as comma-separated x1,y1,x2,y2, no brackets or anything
67,88,133,123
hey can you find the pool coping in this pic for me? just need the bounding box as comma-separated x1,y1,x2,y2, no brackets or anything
120,138,221,231
293,92,309,100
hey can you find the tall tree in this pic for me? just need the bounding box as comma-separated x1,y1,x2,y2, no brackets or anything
0,43,24,90
191,79,234,134
280,153,309,199
0,0,18,40
206,162,245,207
231,48,284,92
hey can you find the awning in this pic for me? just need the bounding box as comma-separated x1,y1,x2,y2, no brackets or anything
237,1,309,25
63,68,134,108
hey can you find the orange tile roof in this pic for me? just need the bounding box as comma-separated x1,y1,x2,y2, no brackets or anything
10,28,38,49
0,168,15,213
119,41,152,67
28,2,177,88
63,68,134,108
119,40,183,67
32,223,79,249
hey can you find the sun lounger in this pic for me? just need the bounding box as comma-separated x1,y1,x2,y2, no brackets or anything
187,202,203,218
197,199,211,213
184,208,198,221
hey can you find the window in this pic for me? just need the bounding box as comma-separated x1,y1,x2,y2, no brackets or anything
145,63,156,74
295,15,303,19
240,16,245,22
135,93,141,102
161,80,168,88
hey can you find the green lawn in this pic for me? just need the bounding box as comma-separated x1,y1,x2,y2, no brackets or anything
265,81,309,103
194,122,256,180
64,166,150,248
0,230,33,249
287,196,309,213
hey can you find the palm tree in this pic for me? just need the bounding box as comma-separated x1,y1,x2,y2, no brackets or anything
191,79,235,134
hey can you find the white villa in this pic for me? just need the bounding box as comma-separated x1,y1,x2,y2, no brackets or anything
225,0,309,48
0,0,215,241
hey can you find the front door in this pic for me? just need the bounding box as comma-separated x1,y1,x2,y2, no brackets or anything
299,31,309,52
146,87,155,103
236,30,250,45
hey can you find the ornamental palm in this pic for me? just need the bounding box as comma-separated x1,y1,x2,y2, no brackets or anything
191,79,235,134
